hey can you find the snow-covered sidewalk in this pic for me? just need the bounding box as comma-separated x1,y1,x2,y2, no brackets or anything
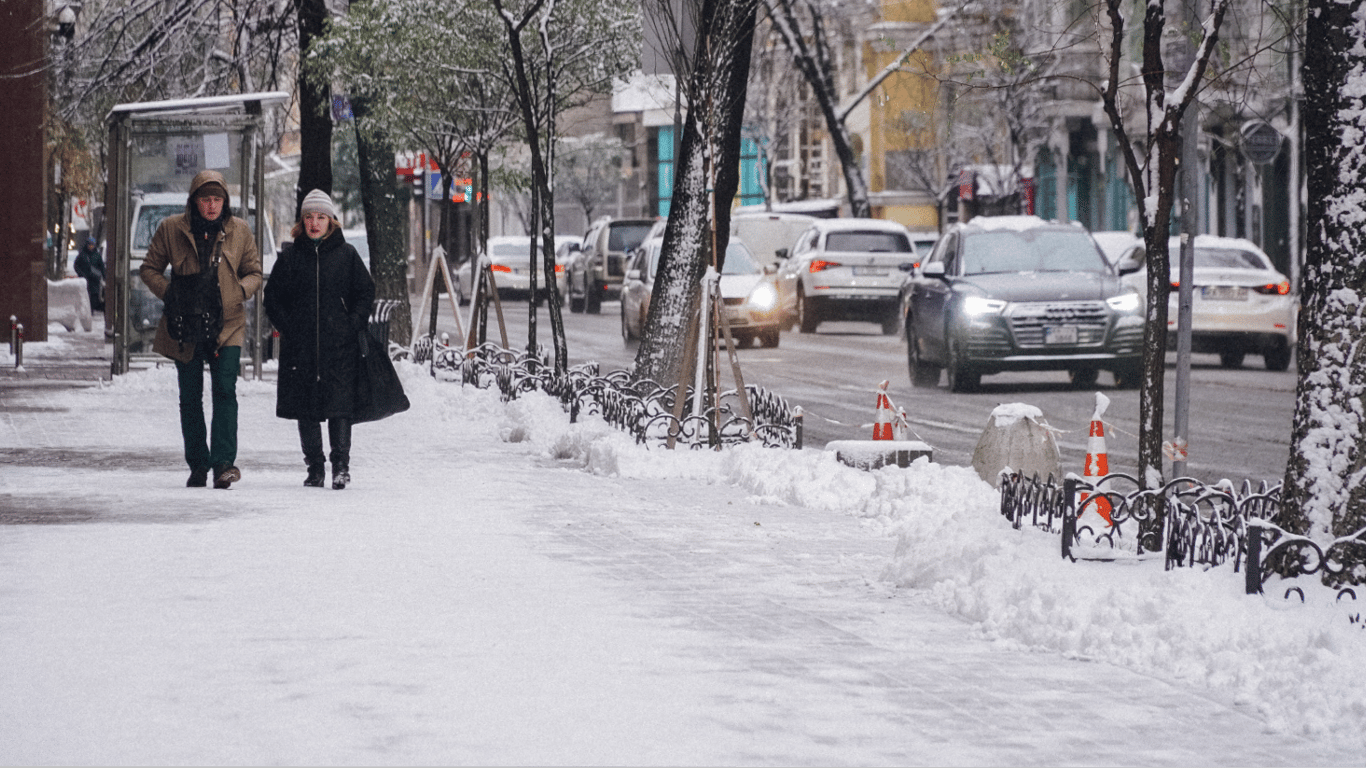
1,331,1363,765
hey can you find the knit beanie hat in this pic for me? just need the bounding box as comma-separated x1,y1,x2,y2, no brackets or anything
300,189,338,220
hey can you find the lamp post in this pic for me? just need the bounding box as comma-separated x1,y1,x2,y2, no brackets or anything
47,2,81,281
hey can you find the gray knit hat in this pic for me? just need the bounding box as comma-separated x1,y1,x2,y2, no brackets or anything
300,189,338,220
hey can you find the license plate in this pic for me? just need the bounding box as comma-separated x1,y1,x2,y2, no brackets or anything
852,266,888,276
1044,325,1078,344
1202,285,1247,301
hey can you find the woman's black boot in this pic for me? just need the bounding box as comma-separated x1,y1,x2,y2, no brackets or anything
299,421,326,487
328,418,352,489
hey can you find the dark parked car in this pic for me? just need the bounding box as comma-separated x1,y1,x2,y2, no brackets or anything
567,216,656,314
901,216,1145,392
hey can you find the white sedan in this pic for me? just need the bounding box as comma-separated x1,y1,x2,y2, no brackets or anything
1117,234,1297,370
486,235,567,303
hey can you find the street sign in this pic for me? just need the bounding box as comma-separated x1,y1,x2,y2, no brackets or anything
427,171,473,202
1240,120,1283,165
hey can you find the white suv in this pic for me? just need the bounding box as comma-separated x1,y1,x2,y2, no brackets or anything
775,218,920,334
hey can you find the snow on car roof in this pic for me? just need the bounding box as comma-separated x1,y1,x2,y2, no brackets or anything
959,215,1072,232
1171,233,1268,254
808,218,910,232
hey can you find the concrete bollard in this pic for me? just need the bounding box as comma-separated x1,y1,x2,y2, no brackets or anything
971,403,1061,487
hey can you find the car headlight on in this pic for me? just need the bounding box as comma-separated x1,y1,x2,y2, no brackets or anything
1106,291,1141,313
962,295,1007,316
747,283,778,312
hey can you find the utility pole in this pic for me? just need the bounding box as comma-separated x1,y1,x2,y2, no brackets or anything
1171,0,1201,479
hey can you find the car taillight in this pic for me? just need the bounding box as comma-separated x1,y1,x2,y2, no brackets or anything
809,259,841,273
490,264,511,273
1252,281,1290,295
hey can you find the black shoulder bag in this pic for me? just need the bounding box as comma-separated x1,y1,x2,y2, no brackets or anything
354,322,410,424
164,252,223,346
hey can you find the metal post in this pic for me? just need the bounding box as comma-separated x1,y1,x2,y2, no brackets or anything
1062,477,1077,561
1172,1,1200,480
9,315,15,355
793,405,804,450
13,324,23,368
1244,523,1263,595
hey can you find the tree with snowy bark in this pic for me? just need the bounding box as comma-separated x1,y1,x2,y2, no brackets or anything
314,0,636,363
1279,0,1366,552
311,0,526,346
297,0,332,215
490,0,641,372
633,0,761,384
1092,0,1231,500
760,0,871,217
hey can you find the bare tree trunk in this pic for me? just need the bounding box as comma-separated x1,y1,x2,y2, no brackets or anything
538,23,567,370
634,0,759,384
296,0,332,214
352,99,411,346
1280,0,1366,543
1099,0,1230,499
763,0,870,217
492,0,569,371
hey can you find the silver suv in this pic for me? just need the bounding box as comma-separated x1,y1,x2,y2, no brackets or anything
900,216,1144,392
567,216,656,314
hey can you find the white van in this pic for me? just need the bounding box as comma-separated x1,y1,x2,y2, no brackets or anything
729,212,818,266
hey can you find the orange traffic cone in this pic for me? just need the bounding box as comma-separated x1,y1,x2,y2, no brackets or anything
873,380,894,441
1079,392,1113,525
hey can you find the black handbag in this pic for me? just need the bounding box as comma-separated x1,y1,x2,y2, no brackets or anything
164,254,223,345
354,324,410,424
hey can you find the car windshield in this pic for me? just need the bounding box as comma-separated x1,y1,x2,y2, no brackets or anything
961,230,1107,274
491,241,530,258
608,223,654,252
721,242,761,275
824,231,912,253
132,204,183,250
1195,247,1267,270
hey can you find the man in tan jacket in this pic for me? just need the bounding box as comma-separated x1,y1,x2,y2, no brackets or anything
140,170,263,489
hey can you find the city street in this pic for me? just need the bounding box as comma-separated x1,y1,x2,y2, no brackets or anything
432,296,1298,487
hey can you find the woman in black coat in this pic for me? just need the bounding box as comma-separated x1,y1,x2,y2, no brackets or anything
264,190,375,489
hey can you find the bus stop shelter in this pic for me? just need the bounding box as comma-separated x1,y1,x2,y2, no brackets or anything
105,91,288,377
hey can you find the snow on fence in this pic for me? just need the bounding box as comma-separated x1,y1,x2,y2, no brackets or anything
392,333,802,451
999,471,1366,612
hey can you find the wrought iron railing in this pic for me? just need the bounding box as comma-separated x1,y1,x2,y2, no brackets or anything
999,470,1366,603
393,335,802,450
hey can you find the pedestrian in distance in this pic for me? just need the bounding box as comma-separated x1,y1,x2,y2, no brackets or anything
264,189,375,490
139,170,264,490
73,237,105,315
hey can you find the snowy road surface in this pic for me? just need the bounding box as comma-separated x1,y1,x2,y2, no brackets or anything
0,331,1362,766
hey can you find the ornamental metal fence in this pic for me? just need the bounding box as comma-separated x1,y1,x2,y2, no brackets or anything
393,334,802,451
998,471,1366,604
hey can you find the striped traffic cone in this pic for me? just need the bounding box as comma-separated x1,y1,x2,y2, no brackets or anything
1079,392,1114,525
873,380,894,441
